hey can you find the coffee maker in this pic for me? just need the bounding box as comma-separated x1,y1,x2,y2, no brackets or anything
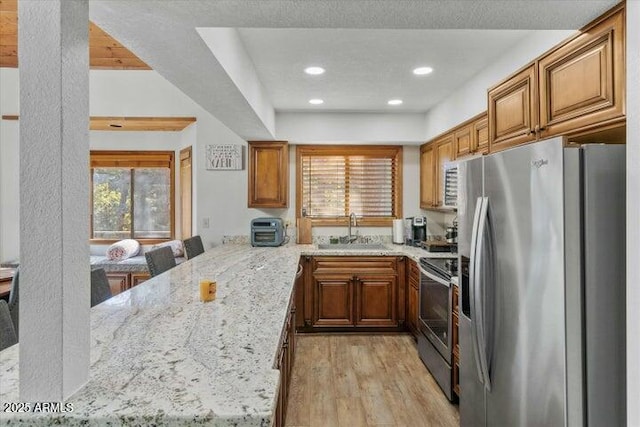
405,216,427,246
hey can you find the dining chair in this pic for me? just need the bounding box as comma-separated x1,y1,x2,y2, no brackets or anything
0,299,17,351
145,246,176,277
8,268,18,339
183,235,205,260
90,268,112,307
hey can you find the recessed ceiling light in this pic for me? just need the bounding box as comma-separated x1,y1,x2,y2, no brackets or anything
304,66,325,75
387,99,403,106
309,99,324,105
413,66,434,75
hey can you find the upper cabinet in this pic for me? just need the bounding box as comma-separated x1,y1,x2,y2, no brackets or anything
434,135,454,208
455,113,489,158
472,115,489,155
488,63,538,152
248,141,289,208
453,123,472,158
420,134,454,210
488,4,625,152
537,5,625,137
420,144,435,209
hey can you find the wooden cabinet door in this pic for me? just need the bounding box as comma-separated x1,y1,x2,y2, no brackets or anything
407,260,419,337
420,144,435,209
248,141,289,208
538,6,624,138
408,281,418,336
131,273,150,287
488,63,538,152
106,273,130,296
354,275,397,327
275,347,286,427
179,146,192,239
434,136,453,207
312,275,353,327
472,115,489,155
454,124,472,158
294,259,305,330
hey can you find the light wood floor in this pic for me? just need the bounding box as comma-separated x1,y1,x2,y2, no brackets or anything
285,334,460,427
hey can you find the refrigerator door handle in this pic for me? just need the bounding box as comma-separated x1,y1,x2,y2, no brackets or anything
475,197,493,391
469,197,485,386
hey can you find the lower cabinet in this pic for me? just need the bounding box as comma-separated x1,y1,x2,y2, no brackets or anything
303,256,404,331
131,272,150,287
274,290,296,427
356,275,397,327
106,272,150,296
314,275,354,327
406,259,420,338
106,273,129,296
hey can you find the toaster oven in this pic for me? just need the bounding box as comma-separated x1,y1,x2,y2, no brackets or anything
251,217,285,247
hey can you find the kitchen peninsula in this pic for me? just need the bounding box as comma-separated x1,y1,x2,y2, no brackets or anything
0,242,452,426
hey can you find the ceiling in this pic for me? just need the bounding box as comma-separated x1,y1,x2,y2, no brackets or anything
86,0,619,139
235,28,534,113
0,0,149,69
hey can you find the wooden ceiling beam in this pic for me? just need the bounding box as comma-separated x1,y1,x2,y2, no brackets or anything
2,115,197,132
0,1,150,70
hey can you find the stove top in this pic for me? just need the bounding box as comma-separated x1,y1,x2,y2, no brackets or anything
420,257,458,280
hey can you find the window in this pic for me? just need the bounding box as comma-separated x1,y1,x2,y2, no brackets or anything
90,151,175,242
296,146,402,226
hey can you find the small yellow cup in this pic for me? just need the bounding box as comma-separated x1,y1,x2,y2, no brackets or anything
199,279,217,302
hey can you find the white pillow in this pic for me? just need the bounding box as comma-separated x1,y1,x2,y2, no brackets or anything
106,239,140,261
151,240,184,258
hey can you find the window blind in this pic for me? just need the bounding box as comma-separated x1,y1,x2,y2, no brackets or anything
299,146,401,221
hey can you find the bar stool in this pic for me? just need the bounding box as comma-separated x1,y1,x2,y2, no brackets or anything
183,235,205,260
145,246,176,277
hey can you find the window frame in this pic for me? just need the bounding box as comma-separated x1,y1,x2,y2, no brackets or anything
296,145,403,227
90,150,175,244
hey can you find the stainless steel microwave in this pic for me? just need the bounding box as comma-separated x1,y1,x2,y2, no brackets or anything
443,161,458,209
250,217,285,247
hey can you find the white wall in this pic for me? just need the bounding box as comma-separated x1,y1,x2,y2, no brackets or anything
0,69,253,256
0,69,20,262
196,28,275,137
0,69,443,260
89,130,189,255
627,1,639,425
423,30,574,140
276,112,426,144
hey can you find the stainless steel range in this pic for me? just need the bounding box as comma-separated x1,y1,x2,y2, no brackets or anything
417,256,457,401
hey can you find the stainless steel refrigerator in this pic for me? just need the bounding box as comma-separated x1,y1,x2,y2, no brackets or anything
458,137,626,426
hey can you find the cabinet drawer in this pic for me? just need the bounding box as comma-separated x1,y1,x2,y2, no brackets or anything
313,256,397,276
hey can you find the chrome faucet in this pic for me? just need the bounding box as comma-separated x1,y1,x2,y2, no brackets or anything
347,212,358,243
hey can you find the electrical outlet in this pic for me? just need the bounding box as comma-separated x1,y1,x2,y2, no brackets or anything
202,217,210,228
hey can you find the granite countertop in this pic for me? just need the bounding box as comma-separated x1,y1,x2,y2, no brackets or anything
0,242,456,426
89,255,187,273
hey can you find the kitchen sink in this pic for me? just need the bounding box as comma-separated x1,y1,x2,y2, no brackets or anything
317,243,388,250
